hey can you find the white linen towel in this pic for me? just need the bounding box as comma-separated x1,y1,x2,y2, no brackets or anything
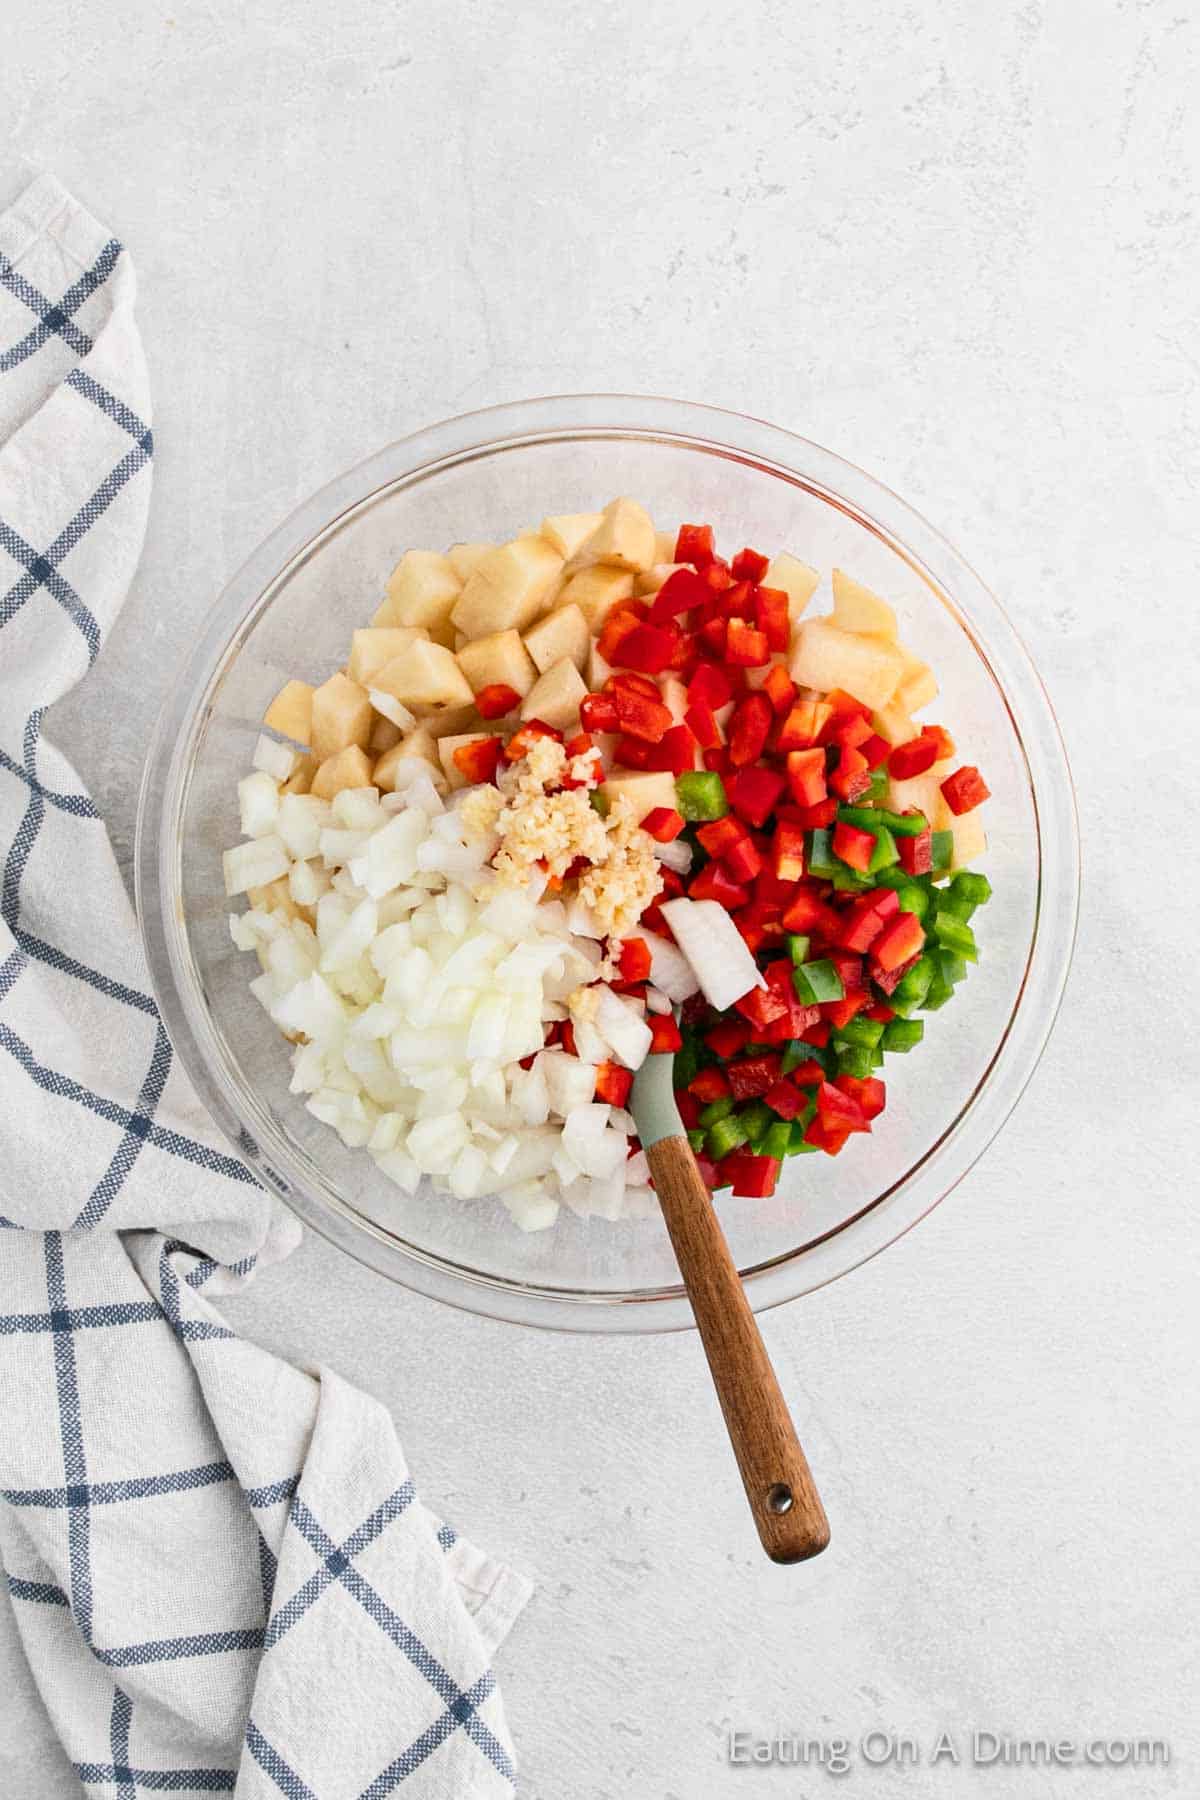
0,171,530,1798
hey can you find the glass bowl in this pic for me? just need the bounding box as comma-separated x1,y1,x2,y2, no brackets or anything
136,395,1079,1333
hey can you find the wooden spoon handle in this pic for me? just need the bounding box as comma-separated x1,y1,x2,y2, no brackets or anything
646,1134,830,1563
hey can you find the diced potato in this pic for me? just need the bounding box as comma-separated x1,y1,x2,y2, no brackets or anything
523,603,589,675
587,639,613,691
765,553,820,622
310,672,373,763
789,619,905,711
831,569,898,640
247,877,306,925
374,550,461,643
871,700,918,746
371,639,474,711
571,496,656,572
423,703,482,739
281,754,316,795
520,659,588,732
311,744,375,800
601,769,679,823
559,564,635,628
447,541,495,583
635,562,686,596
451,536,564,639
540,512,602,559
369,713,403,753
438,733,491,789
456,628,538,699
886,759,954,828
896,653,938,713
347,627,428,687
263,679,314,746
373,727,445,793
654,530,678,564
948,809,987,873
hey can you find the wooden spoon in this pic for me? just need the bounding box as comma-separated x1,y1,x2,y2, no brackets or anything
631,1048,830,1563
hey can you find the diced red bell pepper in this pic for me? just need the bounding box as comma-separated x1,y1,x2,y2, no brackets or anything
702,557,733,591
761,663,796,715
618,937,652,982
687,662,732,711
733,984,789,1030
815,1079,870,1134
833,1073,886,1120
829,951,864,992
826,710,874,751
696,815,747,858
832,820,876,873
705,1018,753,1059
764,1080,804,1120
940,765,991,815
829,745,872,802
723,835,763,884
684,702,721,750
674,523,715,566
703,747,729,774
611,684,672,743
823,989,871,1029
699,617,728,656
640,806,685,843
614,622,680,676
726,1052,785,1099
473,683,521,720
838,886,900,952
870,954,919,996
687,1066,730,1104
754,588,790,653
647,1013,682,1054
688,862,750,909
731,546,770,583
754,867,793,909
804,1117,851,1156
675,1088,702,1129
606,669,662,701
777,698,833,751
801,1018,831,1046
595,1061,634,1107
451,735,503,784
795,797,838,829
865,1002,895,1022
722,1150,781,1198
721,580,754,620
694,1153,720,1189
648,567,709,622
861,734,891,769
725,618,771,667
734,913,769,954
761,994,819,1044
646,724,697,775
728,765,786,829
888,730,942,779
823,687,872,722
659,866,685,898
560,1020,578,1055
772,818,806,882
613,735,654,770
564,731,594,759
788,1059,826,1087
871,910,925,973
579,691,618,733
785,747,828,808
503,720,562,761
781,887,840,938
727,694,773,768
763,957,796,993
898,828,933,875
681,992,710,1026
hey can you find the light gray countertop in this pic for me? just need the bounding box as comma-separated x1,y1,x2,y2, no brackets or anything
4,1,1199,1793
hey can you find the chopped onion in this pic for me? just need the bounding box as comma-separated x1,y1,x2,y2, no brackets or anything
659,897,764,1012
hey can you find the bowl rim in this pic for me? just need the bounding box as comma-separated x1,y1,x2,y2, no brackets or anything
135,392,1080,1334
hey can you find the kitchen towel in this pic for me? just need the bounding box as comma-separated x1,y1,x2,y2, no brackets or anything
0,171,530,1798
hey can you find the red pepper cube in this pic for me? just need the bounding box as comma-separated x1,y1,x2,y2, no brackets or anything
785,747,828,808
804,1117,852,1156
473,683,521,720
834,1073,886,1120
721,579,754,619
761,663,797,715
641,806,685,843
614,622,680,676
648,1013,683,1054
727,693,773,768
705,1019,753,1059
579,691,619,733
451,735,503,784
764,1080,804,1120
647,566,709,622
613,735,654,769
823,990,872,1030
726,1053,784,1099
647,724,698,775
733,984,789,1030
723,1150,781,1198
888,731,940,779
734,914,768,954
829,745,873,802
796,796,838,829
617,937,652,982
940,765,991,815
674,523,715,567
827,710,875,751
675,1088,702,1129
788,1059,826,1087
702,746,729,774
832,820,877,873
731,546,770,583
754,587,790,653
898,827,933,875
871,910,925,973
687,663,732,711
696,815,747,858
815,1079,870,1134
595,603,648,665
772,819,807,882
725,618,771,667
829,951,865,992
781,886,834,936
687,1066,730,1104
684,702,721,750
861,733,891,769
606,670,662,701
777,698,832,751
723,835,764,884
688,862,750,909
728,765,786,829
702,557,733,591
596,1060,633,1107
611,684,672,743
838,898,889,954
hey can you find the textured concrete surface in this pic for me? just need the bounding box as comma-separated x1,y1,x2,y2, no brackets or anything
4,1,1199,1794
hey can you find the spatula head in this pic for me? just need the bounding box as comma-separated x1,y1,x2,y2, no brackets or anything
630,1045,683,1150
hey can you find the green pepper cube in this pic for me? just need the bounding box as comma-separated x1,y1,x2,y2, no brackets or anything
806,827,839,878
867,826,900,874
834,1043,875,1079
686,1127,708,1153
835,1014,885,1050
739,1099,774,1147
930,829,954,874
781,1038,829,1076
932,912,978,961
707,1114,749,1159
882,1017,924,1052
864,767,889,800
949,869,993,914
675,770,729,822
589,788,611,817
793,959,845,1004
699,1096,736,1129
896,882,930,920
786,933,811,966
761,1120,793,1162
832,865,872,891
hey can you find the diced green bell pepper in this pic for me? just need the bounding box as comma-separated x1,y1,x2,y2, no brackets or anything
675,770,729,822
867,826,900,874
760,1120,793,1162
832,864,873,891
889,955,934,1015
707,1114,749,1159
589,788,610,816
930,829,954,874
949,869,992,914
786,933,812,965
781,1038,830,1076
686,1128,707,1153
836,804,929,838
834,1043,875,1079
896,881,930,919
806,827,839,878
792,959,844,1004
931,911,978,961
699,1096,736,1129
864,767,889,800
835,1014,885,1050
882,1017,924,1052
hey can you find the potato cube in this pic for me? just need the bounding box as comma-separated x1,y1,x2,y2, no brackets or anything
832,568,898,640
347,627,427,687
311,744,375,800
447,541,496,583
263,679,314,746
423,703,483,739
948,809,987,873
870,700,918,747
281,753,316,795
520,658,587,732
601,770,679,823
451,536,564,639
373,727,445,793
456,628,538,699
559,564,635,628
438,733,492,790
374,550,461,642
654,530,678,563
587,639,613,691
571,496,656,572
246,877,307,925
371,640,474,711
789,619,904,711
523,604,590,675
886,759,954,828
540,512,602,559
765,552,820,623
369,713,403,754
896,653,938,713
310,672,373,763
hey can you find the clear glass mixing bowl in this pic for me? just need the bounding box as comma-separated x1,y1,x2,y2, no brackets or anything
136,395,1079,1332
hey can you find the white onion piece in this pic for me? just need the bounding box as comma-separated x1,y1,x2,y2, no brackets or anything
652,836,693,876
594,987,653,1070
644,932,699,1004
223,836,288,897
253,733,299,781
368,689,417,731
658,897,764,1012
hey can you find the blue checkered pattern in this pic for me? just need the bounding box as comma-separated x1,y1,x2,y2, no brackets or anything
0,175,529,1796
